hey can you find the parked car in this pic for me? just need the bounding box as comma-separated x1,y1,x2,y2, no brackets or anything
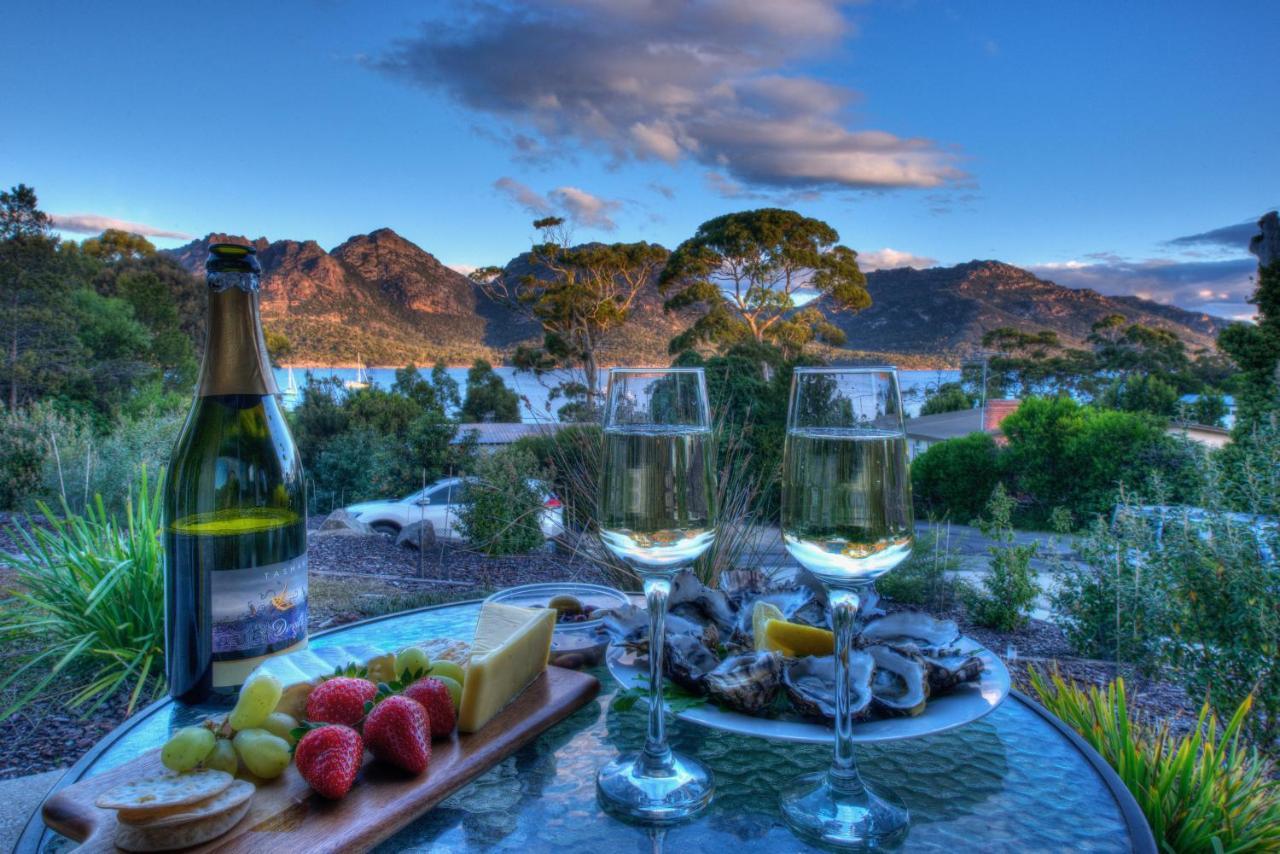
345,476,565,542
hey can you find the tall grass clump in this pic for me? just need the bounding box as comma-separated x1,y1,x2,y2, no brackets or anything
1030,668,1280,852
875,522,961,611
0,466,166,716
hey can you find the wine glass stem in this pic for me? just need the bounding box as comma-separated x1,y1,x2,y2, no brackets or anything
829,586,868,797
641,574,673,774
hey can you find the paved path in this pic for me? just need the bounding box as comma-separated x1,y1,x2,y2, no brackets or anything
0,768,62,852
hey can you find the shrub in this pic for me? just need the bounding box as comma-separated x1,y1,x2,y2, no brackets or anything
875,523,961,611
1049,496,1168,672
1030,669,1280,852
910,432,1002,522
1000,396,1191,525
0,466,166,716
456,447,546,555
461,359,520,423
1051,433,1280,744
919,382,977,416
962,484,1041,630
0,408,50,510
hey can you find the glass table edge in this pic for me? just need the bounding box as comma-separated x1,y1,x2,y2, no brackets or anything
18,598,1158,854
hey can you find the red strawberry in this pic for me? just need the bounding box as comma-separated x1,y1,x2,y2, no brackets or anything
403,677,456,739
363,696,431,774
294,725,363,799
306,677,377,726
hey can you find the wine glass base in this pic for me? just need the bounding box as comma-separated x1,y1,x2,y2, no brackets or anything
780,771,909,850
596,750,714,825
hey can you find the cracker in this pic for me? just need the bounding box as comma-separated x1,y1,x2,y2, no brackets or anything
118,779,255,828
114,796,251,852
95,770,233,811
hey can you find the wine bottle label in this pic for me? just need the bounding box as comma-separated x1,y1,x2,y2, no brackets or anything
211,555,308,687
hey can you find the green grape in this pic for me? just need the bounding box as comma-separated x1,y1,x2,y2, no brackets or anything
228,674,283,731
161,726,216,773
427,660,465,686
396,646,431,681
205,738,238,774
261,711,299,745
232,728,292,779
432,675,463,711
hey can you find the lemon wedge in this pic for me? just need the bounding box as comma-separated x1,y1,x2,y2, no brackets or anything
761,617,835,657
751,601,785,652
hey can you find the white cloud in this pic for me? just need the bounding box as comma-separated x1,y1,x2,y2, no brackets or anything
858,248,938,270
373,1,965,193
51,213,191,240
548,186,622,231
493,177,553,216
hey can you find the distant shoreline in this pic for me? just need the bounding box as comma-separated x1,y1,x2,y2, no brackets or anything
283,360,961,371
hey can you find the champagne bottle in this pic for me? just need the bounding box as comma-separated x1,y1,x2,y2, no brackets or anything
164,243,307,703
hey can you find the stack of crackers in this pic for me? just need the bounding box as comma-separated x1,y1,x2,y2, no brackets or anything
94,770,255,851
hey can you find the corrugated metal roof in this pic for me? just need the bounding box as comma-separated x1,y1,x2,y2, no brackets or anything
904,408,985,442
451,422,583,445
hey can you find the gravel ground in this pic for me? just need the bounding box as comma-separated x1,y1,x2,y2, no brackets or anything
0,512,1208,780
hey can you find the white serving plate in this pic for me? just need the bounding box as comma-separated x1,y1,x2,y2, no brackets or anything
606,640,1010,744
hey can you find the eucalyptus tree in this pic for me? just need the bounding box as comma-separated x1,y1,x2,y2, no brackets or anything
657,208,870,369
471,217,668,419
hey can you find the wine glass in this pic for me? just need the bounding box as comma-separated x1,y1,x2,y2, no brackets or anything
596,368,718,823
779,367,915,848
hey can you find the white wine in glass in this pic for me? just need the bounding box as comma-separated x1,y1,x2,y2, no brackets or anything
595,368,718,824
779,368,914,849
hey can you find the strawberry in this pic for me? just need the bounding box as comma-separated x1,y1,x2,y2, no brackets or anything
306,677,377,726
294,725,363,799
403,677,457,739
363,696,431,774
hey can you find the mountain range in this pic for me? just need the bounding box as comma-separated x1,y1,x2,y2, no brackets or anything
165,230,1232,367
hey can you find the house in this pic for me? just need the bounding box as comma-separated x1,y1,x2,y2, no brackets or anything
1167,421,1232,449
903,399,1021,460
451,421,583,452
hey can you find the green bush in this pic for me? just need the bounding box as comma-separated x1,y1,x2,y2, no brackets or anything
0,467,166,715
461,359,520,422
0,408,50,510
910,432,1002,522
1051,434,1280,745
962,484,1041,630
1030,669,1280,852
875,524,961,611
512,424,603,533
1049,498,1168,672
919,382,977,416
1001,396,1193,525
456,448,546,555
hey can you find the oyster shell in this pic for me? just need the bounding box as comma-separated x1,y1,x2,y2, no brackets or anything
867,645,930,717
668,571,737,634
663,632,720,694
704,651,785,716
858,612,983,693
783,653,874,720
858,612,963,656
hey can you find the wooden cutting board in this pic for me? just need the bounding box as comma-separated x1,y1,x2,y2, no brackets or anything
43,666,599,852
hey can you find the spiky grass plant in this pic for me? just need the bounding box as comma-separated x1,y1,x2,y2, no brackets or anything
1029,667,1280,852
0,466,166,717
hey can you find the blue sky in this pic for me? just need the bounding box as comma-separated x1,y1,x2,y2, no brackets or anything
4,1,1276,318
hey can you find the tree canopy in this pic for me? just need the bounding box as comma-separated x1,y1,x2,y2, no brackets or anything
658,208,870,360
472,217,668,419
1218,211,1280,432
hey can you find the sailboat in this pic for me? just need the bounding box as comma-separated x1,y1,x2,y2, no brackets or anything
283,365,300,402
344,355,371,390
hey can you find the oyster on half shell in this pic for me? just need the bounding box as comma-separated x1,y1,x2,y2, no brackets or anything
704,651,785,715
868,645,930,717
783,652,874,721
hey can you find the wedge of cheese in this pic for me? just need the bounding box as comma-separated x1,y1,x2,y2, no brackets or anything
248,638,470,719
457,603,555,733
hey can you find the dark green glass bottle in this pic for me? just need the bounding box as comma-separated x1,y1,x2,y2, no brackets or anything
164,243,307,704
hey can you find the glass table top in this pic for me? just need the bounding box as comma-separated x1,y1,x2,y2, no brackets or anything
25,601,1154,853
